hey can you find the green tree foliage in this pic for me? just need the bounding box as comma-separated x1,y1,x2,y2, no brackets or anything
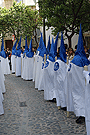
0,7,9,38
38,0,90,47
0,1,42,42
20,5,42,42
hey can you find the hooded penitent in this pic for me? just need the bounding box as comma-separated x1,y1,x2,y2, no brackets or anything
49,37,55,62
58,32,67,63
12,39,18,55
46,35,50,55
23,36,28,54
54,32,59,57
71,24,90,67
39,33,46,58
26,38,34,58
16,37,22,57
1,38,7,58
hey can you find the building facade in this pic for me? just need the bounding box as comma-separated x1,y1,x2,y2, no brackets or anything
0,0,90,51
0,0,37,51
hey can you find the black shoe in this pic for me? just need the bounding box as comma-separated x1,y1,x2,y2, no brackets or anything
12,72,15,74
49,98,56,103
61,107,67,111
76,116,85,124
53,98,56,103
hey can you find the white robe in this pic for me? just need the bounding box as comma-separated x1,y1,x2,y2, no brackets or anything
44,60,55,100
35,56,43,89
21,54,24,78
0,59,5,94
15,57,21,76
11,55,16,73
0,91,4,115
66,65,74,112
70,63,85,117
22,56,34,80
83,70,90,135
54,60,67,107
38,62,45,91
88,64,90,71
33,54,38,82
1,57,10,75
0,60,4,115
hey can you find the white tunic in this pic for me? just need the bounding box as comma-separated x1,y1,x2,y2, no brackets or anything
15,57,21,76
70,63,85,117
0,59,5,94
44,59,55,100
38,62,45,91
35,56,43,89
66,64,74,112
54,60,67,107
83,70,90,135
1,57,10,75
21,54,24,78
11,55,16,73
88,64,90,71
22,56,34,80
0,91,4,115
33,54,38,82
0,59,4,115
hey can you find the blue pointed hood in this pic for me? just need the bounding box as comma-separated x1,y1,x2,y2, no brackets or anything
71,24,90,67
26,38,34,58
39,33,46,57
0,38,7,58
1,38,4,51
54,32,59,57
17,36,21,50
1,50,7,58
16,37,22,57
12,39,18,50
12,39,18,55
49,37,55,62
46,36,50,55
0,52,1,56
37,33,42,52
23,36,28,54
29,38,32,51
59,32,67,63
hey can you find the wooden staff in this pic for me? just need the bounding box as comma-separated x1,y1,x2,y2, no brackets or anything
84,65,88,85
44,54,46,64
21,53,23,77
55,56,60,110
67,56,69,117
47,54,49,59
84,65,88,131
15,56,16,76
55,56,57,61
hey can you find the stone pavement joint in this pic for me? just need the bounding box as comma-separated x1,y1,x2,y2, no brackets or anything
19,101,27,107
0,74,87,135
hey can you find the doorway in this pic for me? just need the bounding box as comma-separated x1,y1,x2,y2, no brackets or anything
5,40,13,51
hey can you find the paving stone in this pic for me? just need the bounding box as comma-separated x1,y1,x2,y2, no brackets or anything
0,74,87,135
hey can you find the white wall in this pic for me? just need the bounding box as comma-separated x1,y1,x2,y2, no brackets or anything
23,0,35,6
41,25,79,49
0,0,4,7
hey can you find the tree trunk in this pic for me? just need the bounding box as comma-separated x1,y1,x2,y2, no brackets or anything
34,28,38,47
82,34,86,47
27,39,29,47
68,37,72,48
43,18,46,46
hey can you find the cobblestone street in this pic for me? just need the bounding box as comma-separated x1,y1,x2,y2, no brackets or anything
0,74,87,135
